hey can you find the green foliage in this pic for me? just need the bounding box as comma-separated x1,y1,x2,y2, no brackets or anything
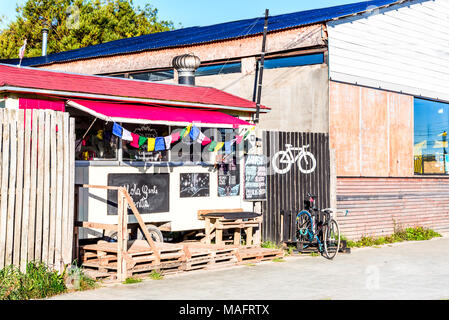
0,262,66,300
65,264,97,291
148,270,163,280
343,226,441,248
261,241,281,249
272,258,286,262
123,277,142,284
284,246,296,256
309,252,319,257
0,0,175,59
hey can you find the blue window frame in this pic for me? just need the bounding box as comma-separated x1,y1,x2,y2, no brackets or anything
263,53,324,69
129,70,174,82
414,98,449,175
195,62,241,77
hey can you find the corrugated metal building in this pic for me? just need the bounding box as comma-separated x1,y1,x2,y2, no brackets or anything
4,0,449,240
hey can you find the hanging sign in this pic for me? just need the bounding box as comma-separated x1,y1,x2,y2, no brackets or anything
244,154,267,201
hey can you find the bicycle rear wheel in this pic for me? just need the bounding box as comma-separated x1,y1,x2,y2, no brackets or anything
296,211,313,244
323,219,340,260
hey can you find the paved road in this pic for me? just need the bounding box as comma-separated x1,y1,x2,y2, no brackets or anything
52,237,449,300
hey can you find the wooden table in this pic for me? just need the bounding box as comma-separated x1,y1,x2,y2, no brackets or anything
200,211,262,246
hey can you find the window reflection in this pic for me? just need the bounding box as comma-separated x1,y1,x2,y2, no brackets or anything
414,98,449,175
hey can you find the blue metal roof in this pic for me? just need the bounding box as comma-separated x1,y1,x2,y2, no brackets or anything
0,0,402,67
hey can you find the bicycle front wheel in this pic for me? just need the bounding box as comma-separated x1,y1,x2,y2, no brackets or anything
323,219,340,260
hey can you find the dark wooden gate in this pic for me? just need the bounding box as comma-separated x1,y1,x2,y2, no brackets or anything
262,131,331,244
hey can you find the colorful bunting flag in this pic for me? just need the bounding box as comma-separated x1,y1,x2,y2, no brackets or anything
122,128,133,141
189,126,200,141
235,135,243,145
164,135,172,150
224,141,232,154
202,135,211,146
112,123,123,138
130,133,140,148
214,142,224,152
180,124,192,138
171,131,181,143
147,138,156,152
110,122,255,155
138,136,148,148
208,141,218,152
154,137,166,151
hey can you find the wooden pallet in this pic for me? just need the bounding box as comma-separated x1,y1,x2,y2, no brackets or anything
183,242,239,271
80,240,186,277
236,247,284,263
80,240,288,280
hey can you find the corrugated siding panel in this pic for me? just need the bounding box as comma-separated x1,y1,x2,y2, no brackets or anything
336,177,449,240
262,131,330,244
328,0,449,102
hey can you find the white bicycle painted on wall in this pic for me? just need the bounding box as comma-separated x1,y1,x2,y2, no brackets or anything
272,144,317,174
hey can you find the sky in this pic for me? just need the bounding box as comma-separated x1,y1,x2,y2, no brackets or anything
0,0,364,29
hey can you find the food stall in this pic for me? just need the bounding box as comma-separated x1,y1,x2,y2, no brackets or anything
0,64,269,242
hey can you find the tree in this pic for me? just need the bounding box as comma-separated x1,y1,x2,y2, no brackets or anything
0,0,175,59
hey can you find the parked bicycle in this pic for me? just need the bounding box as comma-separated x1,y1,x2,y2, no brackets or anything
272,144,316,175
295,193,345,260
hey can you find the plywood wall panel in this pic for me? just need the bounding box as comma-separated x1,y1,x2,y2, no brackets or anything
330,81,414,177
360,87,388,176
329,81,360,176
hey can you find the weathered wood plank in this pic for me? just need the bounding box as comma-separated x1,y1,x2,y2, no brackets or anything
68,117,75,265
48,111,57,267
41,110,51,264
13,110,25,267
6,110,18,266
28,110,39,262
20,109,32,272
55,112,64,270
0,110,10,268
62,113,70,266
34,111,46,262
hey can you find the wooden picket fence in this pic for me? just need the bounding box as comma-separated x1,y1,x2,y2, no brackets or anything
0,108,75,272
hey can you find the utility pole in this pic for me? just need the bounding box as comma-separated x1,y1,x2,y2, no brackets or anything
254,9,269,124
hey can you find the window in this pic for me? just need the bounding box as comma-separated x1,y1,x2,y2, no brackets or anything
129,70,174,82
263,53,324,69
105,70,174,82
122,124,170,162
74,116,119,160
195,62,241,77
414,98,449,175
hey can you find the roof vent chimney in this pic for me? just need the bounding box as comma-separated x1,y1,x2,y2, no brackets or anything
42,28,48,56
172,53,201,86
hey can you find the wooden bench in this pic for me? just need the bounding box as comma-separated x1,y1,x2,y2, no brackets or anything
198,209,262,246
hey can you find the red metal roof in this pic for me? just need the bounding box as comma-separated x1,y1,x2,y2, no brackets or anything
0,64,269,112
68,100,253,127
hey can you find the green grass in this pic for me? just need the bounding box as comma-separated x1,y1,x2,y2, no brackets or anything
148,270,164,280
342,226,441,248
309,252,319,257
272,258,286,262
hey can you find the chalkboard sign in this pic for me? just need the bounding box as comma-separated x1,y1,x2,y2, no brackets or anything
218,161,240,197
244,154,267,201
107,173,169,215
180,173,210,198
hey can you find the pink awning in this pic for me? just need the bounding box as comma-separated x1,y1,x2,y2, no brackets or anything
67,100,253,128
19,98,65,111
